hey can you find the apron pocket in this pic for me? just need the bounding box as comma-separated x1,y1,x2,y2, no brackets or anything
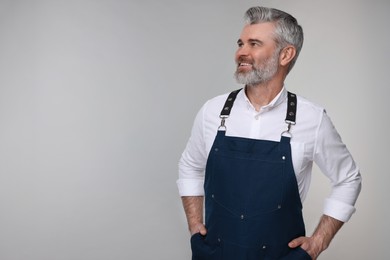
212,153,284,216
191,233,221,260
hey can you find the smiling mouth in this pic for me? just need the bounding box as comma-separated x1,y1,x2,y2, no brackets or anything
237,62,253,70
240,62,251,66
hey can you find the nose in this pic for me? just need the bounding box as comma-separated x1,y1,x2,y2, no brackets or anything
235,44,249,59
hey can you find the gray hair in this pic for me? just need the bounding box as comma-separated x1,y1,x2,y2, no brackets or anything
244,6,304,73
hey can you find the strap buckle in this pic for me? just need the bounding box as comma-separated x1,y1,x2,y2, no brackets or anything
218,115,228,131
281,120,296,137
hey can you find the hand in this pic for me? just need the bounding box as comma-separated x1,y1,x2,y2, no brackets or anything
289,215,344,259
288,236,324,260
190,222,207,236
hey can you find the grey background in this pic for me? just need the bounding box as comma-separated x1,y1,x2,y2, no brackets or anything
0,0,388,259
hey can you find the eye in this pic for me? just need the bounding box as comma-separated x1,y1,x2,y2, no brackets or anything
236,38,246,48
248,40,263,47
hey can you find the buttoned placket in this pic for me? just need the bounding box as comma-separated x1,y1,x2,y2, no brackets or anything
248,102,273,139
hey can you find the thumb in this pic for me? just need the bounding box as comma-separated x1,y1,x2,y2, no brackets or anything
197,223,207,236
191,223,208,236
288,236,305,248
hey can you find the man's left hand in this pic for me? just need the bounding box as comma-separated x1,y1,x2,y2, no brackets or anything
288,236,324,260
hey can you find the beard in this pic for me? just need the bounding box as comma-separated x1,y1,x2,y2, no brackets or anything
234,52,279,86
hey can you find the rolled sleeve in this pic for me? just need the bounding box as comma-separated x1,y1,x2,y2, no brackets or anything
323,198,356,222
176,178,205,196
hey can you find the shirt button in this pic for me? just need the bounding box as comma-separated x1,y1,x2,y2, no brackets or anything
254,115,259,120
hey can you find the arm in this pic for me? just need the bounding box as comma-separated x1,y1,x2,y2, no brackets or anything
178,103,211,236
289,111,361,259
181,196,207,235
289,214,343,259
314,111,362,222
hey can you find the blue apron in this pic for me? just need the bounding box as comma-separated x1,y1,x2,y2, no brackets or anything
191,89,311,260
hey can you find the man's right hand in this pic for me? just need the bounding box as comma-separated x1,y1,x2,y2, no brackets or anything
190,222,207,236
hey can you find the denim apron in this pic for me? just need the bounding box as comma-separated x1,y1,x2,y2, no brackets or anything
191,89,311,260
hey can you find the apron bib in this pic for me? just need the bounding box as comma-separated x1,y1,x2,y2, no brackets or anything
191,89,311,260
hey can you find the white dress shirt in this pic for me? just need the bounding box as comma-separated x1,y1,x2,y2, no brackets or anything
177,87,361,222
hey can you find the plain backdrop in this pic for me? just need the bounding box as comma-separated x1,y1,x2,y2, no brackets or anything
0,0,388,259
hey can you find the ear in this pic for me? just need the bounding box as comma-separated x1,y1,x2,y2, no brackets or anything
279,46,296,67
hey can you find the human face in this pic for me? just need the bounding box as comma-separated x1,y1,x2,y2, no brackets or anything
234,23,280,86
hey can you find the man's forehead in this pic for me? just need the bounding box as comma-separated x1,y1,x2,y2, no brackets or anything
239,22,276,41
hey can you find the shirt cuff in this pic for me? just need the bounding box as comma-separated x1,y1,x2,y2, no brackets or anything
323,198,356,222
176,178,205,197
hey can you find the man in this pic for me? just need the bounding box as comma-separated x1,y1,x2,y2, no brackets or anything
177,6,361,260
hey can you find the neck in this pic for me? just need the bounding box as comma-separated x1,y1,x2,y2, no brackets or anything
245,81,284,111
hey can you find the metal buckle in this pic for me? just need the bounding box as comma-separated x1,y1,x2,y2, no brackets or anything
218,115,228,131
281,120,296,137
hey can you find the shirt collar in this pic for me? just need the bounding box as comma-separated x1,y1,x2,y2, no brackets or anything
237,86,288,111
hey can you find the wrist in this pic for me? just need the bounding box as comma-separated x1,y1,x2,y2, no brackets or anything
311,232,330,251
311,215,344,251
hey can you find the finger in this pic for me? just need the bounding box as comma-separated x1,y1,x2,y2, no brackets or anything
288,236,306,248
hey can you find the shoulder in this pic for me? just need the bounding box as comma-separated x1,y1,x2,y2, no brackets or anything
204,92,230,107
295,94,325,116
203,88,244,110
195,90,240,132
200,91,234,117
291,93,328,135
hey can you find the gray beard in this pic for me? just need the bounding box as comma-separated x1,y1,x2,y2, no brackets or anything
234,55,279,86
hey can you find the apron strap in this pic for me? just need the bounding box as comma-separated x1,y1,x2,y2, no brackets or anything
220,88,243,117
219,88,242,130
283,92,297,137
285,92,297,123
